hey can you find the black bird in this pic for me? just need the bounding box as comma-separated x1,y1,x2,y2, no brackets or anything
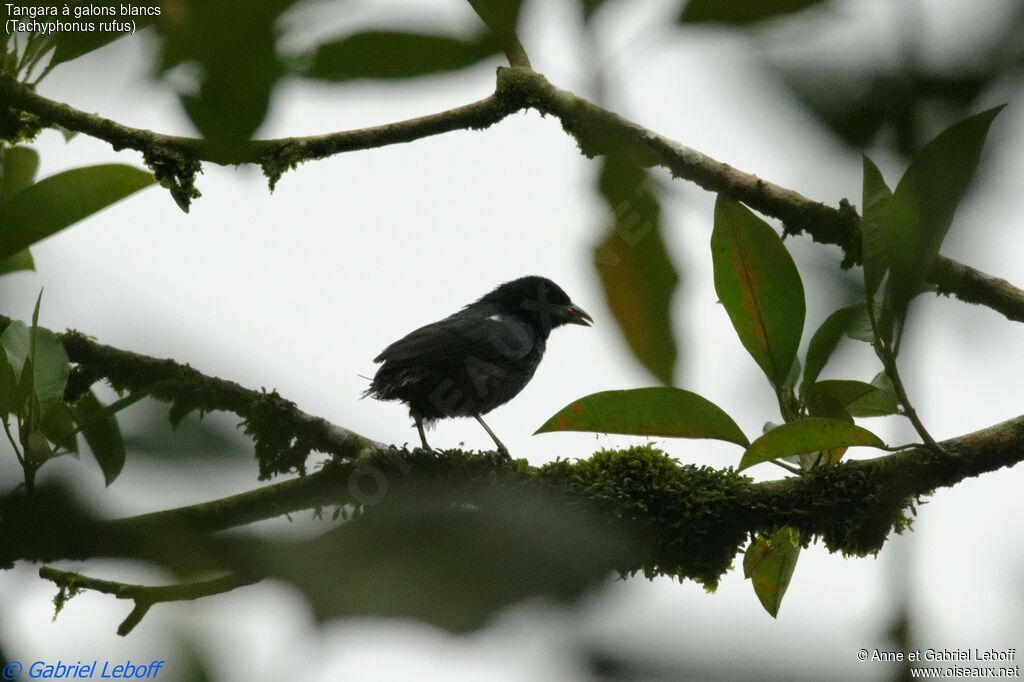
366,276,593,456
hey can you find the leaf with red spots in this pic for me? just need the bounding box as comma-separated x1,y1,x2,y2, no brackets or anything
534,387,748,447
744,526,801,618
711,197,805,390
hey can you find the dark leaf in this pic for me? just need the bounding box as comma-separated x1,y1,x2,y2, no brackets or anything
40,402,78,454
535,387,749,447
739,417,885,471
0,164,154,259
467,0,524,49
305,31,498,82
860,156,893,302
880,107,1004,335
711,196,805,389
594,154,679,384
70,390,127,486
744,527,801,618
817,372,899,418
25,429,55,464
681,0,826,26
0,341,17,416
49,1,159,68
159,0,299,156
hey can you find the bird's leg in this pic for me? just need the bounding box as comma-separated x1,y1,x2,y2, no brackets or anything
415,417,432,452
473,414,510,459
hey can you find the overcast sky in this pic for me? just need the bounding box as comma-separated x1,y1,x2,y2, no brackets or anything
2,0,1023,679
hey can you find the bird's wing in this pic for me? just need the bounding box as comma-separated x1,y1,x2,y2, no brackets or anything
373,309,536,367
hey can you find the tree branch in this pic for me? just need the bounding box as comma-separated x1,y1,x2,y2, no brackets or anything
4,67,1021,322
0,313,381,479
39,566,257,636
4,412,1022,582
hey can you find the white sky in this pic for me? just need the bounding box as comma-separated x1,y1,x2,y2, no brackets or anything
2,0,1023,680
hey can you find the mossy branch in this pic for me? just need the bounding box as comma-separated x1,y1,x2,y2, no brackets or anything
3,68,1021,322
5,413,1023,588
0,313,380,479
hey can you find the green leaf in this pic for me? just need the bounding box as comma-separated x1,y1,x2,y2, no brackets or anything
535,387,749,446
28,327,69,420
802,393,853,465
71,390,126,486
874,107,1004,335
305,32,498,82
739,417,885,471
817,373,899,418
681,0,826,26
1,146,40,200
0,320,70,420
40,402,78,454
800,305,868,399
594,154,679,385
861,156,893,301
0,164,154,259
25,430,55,464
0,250,35,276
711,196,805,389
467,0,524,53
744,527,801,618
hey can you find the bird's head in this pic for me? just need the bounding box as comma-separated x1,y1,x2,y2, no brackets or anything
479,276,593,336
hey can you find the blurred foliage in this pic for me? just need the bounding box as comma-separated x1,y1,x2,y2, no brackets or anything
263,482,632,632
157,0,299,157
119,399,249,465
766,2,1024,156
680,0,827,26
594,154,678,385
303,30,501,82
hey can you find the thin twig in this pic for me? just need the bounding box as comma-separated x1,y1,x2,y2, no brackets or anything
39,566,258,636
3,68,1020,323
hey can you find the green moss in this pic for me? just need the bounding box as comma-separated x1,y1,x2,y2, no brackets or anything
51,575,82,620
260,146,303,192
143,146,202,213
538,445,751,588
0,106,42,144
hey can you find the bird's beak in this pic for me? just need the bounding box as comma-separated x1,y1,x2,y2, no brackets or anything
564,304,593,327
